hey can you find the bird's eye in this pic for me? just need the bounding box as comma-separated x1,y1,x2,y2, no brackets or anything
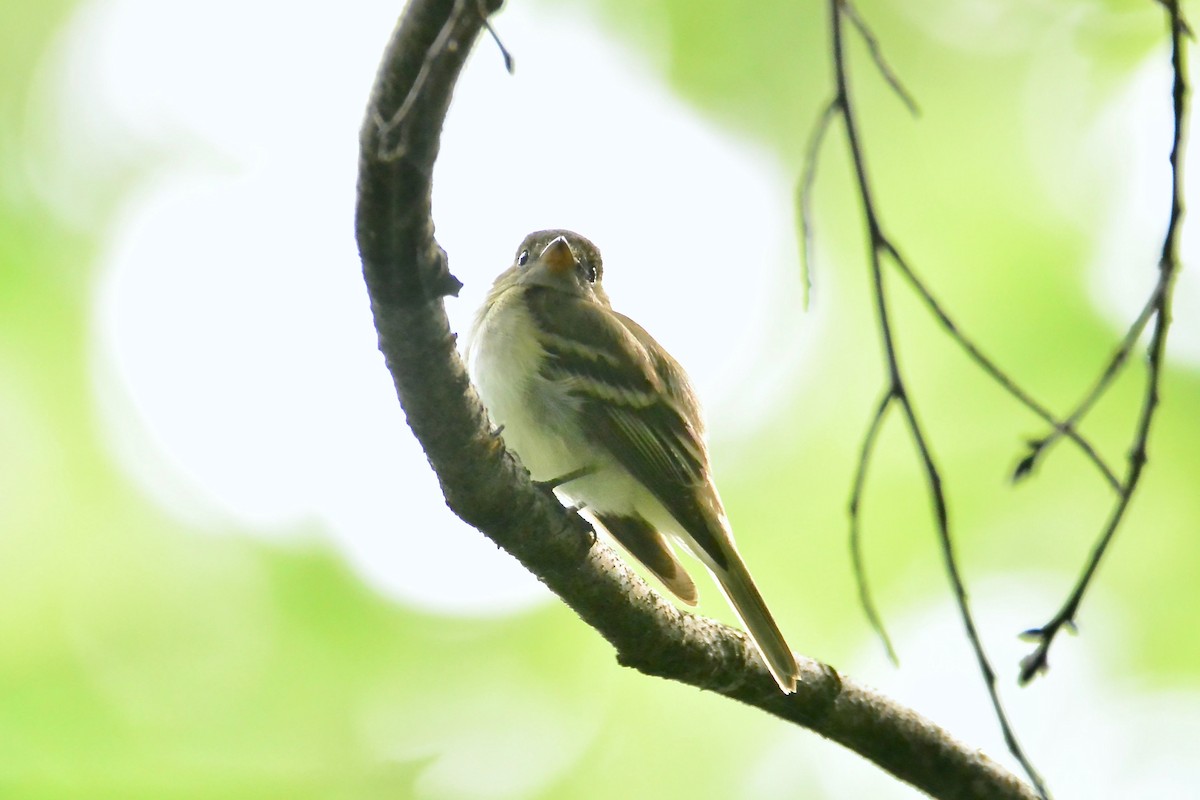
583,263,598,283
517,250,529,267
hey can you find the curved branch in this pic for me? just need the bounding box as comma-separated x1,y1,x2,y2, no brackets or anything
354,2,1039,798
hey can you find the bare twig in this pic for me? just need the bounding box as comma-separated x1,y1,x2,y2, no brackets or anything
354,1,1041,797
797,96,839,308
822,1,1049,794
1155,0,1195,37
800,7,1114,499
1019,0,1188,685
841,0,919,115
1012,285,1158,486
880,240,1121,492
478,0,515,73
848,389,900,665
802,9,1116,687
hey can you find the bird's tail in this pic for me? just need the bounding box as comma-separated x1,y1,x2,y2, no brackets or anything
713,553,800,694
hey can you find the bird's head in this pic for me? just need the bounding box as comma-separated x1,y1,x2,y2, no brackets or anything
509,229,609,305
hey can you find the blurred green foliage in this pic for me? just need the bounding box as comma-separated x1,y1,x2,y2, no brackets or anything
2,0,1198,798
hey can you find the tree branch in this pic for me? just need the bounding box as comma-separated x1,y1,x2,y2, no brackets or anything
354,2,1039,798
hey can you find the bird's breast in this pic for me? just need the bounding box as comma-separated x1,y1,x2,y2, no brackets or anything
467,288,588,482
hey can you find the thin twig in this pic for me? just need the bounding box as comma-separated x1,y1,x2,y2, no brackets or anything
1013,284,1158,484
478,0,515,73
797,96,839,309
826,2,1050,795
803,1,1112,495
1019,0,1187,685
1155,0,1194,37
897,393,1050,790
879,240,1121,491
847,0,1121,489
848,389,900,665
841,0,919,115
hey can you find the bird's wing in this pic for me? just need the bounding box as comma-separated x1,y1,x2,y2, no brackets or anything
524,287,729,569
613,311,706,438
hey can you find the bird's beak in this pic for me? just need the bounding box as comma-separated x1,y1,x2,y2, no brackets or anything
539,236,576,275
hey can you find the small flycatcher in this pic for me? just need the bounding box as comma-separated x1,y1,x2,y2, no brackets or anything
467,229,800,693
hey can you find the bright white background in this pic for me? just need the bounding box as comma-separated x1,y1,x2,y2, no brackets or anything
34,0,812,613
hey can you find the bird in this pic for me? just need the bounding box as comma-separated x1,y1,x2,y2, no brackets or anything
466,229,800,693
